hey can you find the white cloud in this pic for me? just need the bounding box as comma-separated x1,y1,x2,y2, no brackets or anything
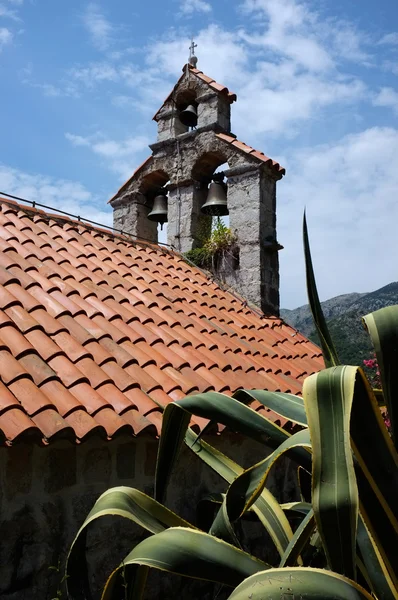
0,3,20,20
373,87,398,115
241,0,369,69
0,26,12,50
65,133,91,147
241,0,333,72
24,0,370,141
65,132,150,179
279,127,398,307
82,3,114,51
179,0,212,15
20,65,79,98
145,25,365,138
378,32,398,46
0,164,112,227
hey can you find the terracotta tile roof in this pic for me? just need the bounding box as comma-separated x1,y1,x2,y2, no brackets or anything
153,64,237,122
216,133,286,176
0,197,323,445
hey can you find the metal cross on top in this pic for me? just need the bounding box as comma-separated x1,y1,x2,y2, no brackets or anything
189,38,197,58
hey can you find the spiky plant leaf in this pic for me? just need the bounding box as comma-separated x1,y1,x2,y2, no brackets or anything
363,306,398,449
234,389,307,426
228,568,373,600
357,516,398,600
208,429,311,555
156,392,298,503
303,366,358,580
279,510,316,567
101,527,269,600
66,487,196,600
303,212,340,367
185,429,296,557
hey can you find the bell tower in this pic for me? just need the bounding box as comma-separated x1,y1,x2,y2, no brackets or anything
109,45,285,316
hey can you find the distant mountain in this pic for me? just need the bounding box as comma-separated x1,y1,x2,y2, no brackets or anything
281,282,398,366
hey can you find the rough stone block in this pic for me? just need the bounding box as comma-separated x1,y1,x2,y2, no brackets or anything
45,446,76,493
6,444,33,499
83,447,111,484
144,441,158,476
116,442,136,480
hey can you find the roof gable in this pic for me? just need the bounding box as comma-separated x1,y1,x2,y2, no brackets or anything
152,63,237,122
0,198,322,445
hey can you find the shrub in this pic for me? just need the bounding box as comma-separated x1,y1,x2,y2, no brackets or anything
184,218,236,271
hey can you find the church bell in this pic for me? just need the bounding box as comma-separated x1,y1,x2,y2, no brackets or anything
201,181,229,217
179,104,198,128
147,193,168,229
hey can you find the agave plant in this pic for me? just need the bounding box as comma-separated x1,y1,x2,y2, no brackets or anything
66,216,398,599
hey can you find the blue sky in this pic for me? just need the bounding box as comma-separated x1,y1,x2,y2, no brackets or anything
1,0,398,309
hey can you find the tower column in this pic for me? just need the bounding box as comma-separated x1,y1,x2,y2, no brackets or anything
214,165,280,315
167,183,211,253
112,194,158,243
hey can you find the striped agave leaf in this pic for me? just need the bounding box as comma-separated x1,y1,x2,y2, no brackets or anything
303,213,340,368
234,389,308,426
100,527,269,600
208,429,311,554
228,568,374,600
363,306,398,449
185,428,296,558
348,367,398,583
357,515,398,600
281,501,312,515
66,487,196,600
279,510,316,567
303,366,359,581
155,392,299,503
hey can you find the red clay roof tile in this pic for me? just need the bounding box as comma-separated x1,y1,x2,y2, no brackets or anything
0,198,323,444
8,378,54,415
215,133,285,176
31,408,75,442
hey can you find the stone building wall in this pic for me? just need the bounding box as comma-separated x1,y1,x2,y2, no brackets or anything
0,433,298,600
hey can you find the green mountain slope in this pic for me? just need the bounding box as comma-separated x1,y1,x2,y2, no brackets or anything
281,282,398,366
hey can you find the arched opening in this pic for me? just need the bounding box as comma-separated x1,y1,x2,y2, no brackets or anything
192,152,230,222
139,170,170,242
175,88,198,134
191,150,228,182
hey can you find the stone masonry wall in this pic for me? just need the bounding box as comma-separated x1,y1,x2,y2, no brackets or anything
0,433,298,600
213,166,280,315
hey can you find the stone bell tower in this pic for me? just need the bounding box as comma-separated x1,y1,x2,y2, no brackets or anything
109,46,285,316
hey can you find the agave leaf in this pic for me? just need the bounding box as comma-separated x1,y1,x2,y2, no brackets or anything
303,366,358,580
101,527,269,600
208,429,311,554
185,427,243,480
363,306,398,449
210,429,310,556
279,509,316,567
66,487,196,600
303,212,340,368
209,485,295,557
280,502,312,515
216,429,311,523
185,429,298,557
228,567,374,600
156,392,295,503
155,402,191,504
298,465,312,502
348,369,398,583
234,389,308,426
357,515,398,600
